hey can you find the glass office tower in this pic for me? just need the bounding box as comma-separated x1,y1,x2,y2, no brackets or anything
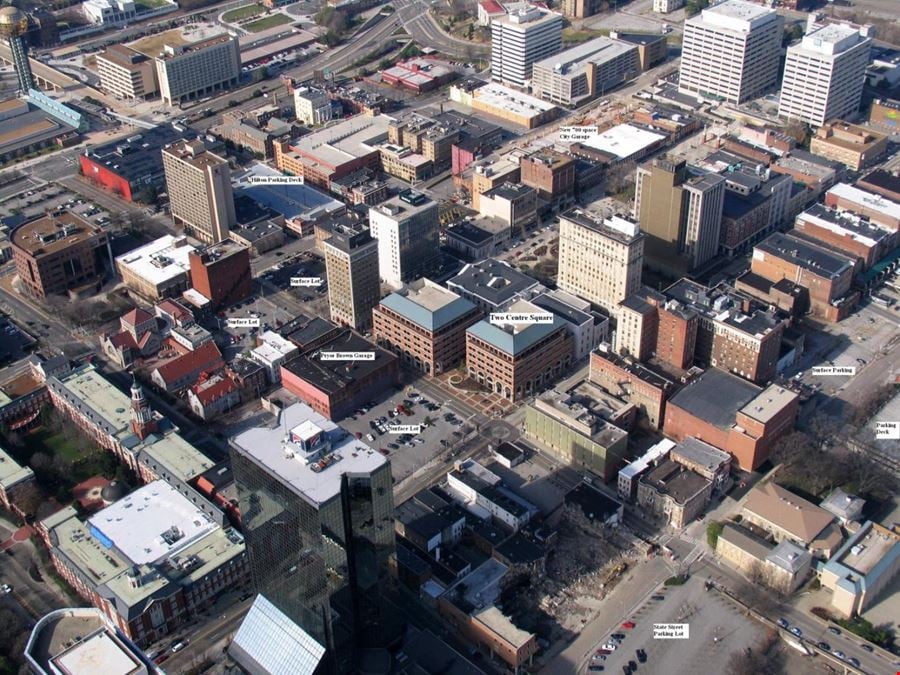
231,403,396,674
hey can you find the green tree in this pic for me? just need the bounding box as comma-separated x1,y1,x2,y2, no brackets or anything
685,0,709,17
706,521,724,549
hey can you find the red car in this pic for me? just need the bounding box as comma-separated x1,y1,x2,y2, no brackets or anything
596,649,611,656
622,621,636,629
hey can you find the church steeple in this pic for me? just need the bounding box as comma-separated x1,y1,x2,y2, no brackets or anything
130,376,156,440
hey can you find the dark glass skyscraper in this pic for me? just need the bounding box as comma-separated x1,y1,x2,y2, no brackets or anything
230,403,396,673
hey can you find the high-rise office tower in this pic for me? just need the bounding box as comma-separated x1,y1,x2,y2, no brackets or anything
0,6,34,93
557,208,644,316
634,157,726,276
779,19,872,127
491,6,562,87
162,139,235,245
679,0,782,104
368,190,439,290
230,402,396,673
324,223,380,331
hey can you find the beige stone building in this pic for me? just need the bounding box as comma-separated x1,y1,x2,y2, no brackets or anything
97,45,158,100
155,35,241,106
557,209,644,316
323,223,380,331
162,139,235,245
741,482,844,558
716,523,812,594
809,121,888,171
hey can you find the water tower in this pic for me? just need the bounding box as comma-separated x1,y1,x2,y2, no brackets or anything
0,5,34,94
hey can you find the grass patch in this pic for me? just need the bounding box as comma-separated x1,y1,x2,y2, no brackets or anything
129,29,186,57
38,430,86,463
244,13,293,32
664,575,688,586
223,3,263,22
562,27,609,44
135,0,171,9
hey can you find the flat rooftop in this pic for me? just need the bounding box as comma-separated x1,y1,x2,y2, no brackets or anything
534,387,627,448
642,459,711,505
290,114,393,168
230,401,387,507
797,22,865,56
0,446,33,490
51,626,144,675
163,139,228,170
115,235,196,286
473,606,533,649
695,0,777,32
88,480,218,565
756,232,855,279
561,208,642,245
448,258,542,308
158,33,234,60
833,522,897,576
827,183,900,221
282,329,396,396
235,164,344,221
471,82,557,118
533,36,635,76
797,203,892,249
379,279,477,333
84,125,188,183
578,124,665,160
669,368,761,429
672,437,730,473
11,212,102,257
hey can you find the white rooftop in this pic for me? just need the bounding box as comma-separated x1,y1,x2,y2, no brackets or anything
619,438,676,480
0,446,33,490
695,0,777,32
827,183,900,221
231,402,388,506
290,114,394,168
51,629,143,675
473,82,557,117
798,23,865,56
115,235,196,286
579,124,665,159
251,331,299,367
87,480,218,566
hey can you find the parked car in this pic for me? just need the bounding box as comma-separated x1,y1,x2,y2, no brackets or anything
622,621,636,629
831,650,845,660
0,584,11,594
828,627,841,635
588,666,604,672
816,642,830,651
789,627,802,638
847,657,860,668
171,642,186,653
860,644,873,653
636,648,646,663
776,618,789,629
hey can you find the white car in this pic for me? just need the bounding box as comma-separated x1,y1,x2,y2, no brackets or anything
0,584,11,594
366,434,376,442
601,643,617,651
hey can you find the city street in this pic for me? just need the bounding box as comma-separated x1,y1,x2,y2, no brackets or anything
0,520,70,623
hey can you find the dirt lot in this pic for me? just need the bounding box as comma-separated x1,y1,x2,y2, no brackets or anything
501,507,640,643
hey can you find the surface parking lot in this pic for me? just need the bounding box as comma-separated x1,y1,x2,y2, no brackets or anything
339,387,472,482
586,576,765,675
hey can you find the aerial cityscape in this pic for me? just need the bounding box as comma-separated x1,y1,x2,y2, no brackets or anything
0,0,897,672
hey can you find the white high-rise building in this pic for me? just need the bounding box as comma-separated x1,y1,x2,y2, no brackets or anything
368,190,440,289
778,21,872,127
679,0,783,104
491,6,562,87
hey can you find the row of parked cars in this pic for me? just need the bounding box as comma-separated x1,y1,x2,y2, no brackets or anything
589,621,647,673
